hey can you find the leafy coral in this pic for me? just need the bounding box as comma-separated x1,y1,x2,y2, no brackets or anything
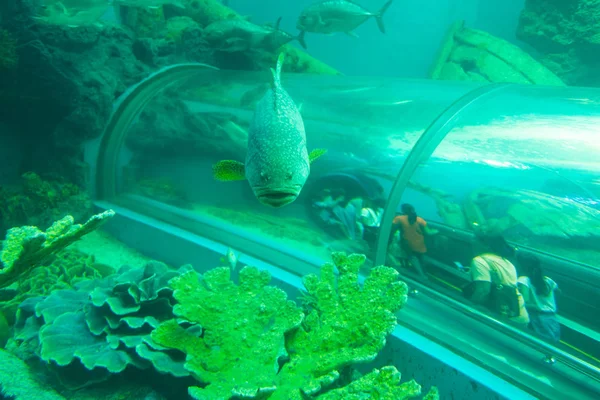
152,252,427,400
0,248,113,323
12,261,193,387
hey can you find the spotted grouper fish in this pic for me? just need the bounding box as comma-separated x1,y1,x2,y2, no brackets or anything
297,0,394,36
213,53,326,208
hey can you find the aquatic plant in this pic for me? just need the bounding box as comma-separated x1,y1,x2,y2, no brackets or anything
0,29,18,69
0,210,115,289
153,252,437,399
13,261,193,387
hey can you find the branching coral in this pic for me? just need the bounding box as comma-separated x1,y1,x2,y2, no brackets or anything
153,252,437,399
0,29,17,69
0,210,115,289
152,265,304,399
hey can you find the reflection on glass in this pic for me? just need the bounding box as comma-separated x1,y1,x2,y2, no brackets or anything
384,84,600,366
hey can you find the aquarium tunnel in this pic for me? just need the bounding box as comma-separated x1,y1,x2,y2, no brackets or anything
85,63,600,399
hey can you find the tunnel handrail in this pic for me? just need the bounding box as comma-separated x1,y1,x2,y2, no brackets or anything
402,273,600,388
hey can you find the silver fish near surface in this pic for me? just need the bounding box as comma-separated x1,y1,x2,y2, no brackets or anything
261,17,307,50
296,0,394,37
213,53,327,208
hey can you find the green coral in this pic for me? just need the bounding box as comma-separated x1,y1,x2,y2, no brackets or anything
152,266,304,399
0,210,115,289
0,248,113,323
12,261,192,388
318,366,430,400
153,252,417,400
274,253,407,399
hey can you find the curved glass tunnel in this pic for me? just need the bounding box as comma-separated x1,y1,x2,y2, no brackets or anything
86,65,600,399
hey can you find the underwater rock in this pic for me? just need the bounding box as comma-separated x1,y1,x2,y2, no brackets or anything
125,94,247,160
431,20,564,85
517,0,600,86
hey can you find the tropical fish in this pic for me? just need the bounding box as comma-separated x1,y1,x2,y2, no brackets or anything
203,18,274,52
213,53,327,208
296,0,394,37
111,0,185,9
261,17,307,50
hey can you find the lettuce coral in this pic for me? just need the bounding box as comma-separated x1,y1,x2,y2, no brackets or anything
12,261,194,388
152,252,434,400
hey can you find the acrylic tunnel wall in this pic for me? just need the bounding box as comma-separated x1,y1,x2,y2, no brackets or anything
88,64,600,397
90,63,486,275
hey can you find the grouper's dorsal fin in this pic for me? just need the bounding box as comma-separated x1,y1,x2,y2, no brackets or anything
270,52,285,110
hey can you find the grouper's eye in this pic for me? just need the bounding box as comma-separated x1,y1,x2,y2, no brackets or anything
286,172,293,180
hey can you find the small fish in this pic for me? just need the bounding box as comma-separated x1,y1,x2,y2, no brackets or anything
261,17,307,50
111,0,186,9
212,53,327,207
297,0,394,37
225,247,238,270
203,18,273,52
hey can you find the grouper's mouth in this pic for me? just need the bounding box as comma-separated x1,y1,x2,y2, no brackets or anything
256,190,299,208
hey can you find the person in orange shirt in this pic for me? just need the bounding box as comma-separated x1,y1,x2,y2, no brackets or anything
391,203,437,279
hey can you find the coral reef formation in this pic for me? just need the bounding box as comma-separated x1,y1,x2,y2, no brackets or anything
0,210,115,289
517,0,600,86
0,172,92,233
153,252,436,399
13,261,193,388
0,248,113,323
431,20,564,85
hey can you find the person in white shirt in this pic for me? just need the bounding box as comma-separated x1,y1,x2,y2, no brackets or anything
517,252,561,343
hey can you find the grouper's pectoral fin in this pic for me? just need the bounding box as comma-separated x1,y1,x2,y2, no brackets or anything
213,160,246,181
308,148,327,164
